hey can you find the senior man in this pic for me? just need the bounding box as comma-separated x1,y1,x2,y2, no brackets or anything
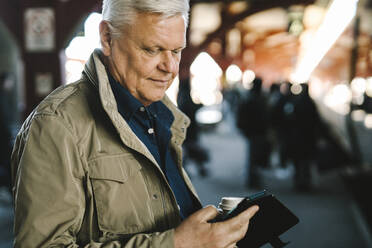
11,0,258,247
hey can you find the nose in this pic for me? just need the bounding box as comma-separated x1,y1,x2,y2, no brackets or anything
158,51,179,74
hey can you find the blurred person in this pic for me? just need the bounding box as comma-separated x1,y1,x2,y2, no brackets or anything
0,73,12,187
236,77,271,188
0,73,12,191
0,72,14,125
223,84,243,115
279,83,324,191
0,113,11,191
11,0,259,247
268,82,292,169
266,83,282,164
177,78,209,177
267,83,281,108
360,92,372,113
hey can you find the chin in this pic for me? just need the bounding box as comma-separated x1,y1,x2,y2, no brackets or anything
142,95,163,105
152,90,167,100
153,95,165,102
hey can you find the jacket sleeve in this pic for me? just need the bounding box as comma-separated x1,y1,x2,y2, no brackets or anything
11,114,175,248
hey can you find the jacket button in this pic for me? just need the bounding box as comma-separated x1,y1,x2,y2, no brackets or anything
152,194,158,200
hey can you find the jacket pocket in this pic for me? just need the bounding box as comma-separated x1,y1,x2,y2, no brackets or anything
88,154,155,234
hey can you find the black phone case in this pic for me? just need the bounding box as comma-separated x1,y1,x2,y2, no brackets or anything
221,191,299,248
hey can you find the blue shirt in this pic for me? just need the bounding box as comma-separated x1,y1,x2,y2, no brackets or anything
108,73,198,219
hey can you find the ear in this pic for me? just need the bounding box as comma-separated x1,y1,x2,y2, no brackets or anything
99,21,112,56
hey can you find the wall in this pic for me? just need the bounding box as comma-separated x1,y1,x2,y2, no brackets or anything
0,20,22,131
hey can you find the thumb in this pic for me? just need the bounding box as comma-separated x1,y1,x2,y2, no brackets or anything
193,205,219,222
238,205,260,222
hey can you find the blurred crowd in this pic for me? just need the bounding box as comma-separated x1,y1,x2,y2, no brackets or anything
234,77,351,191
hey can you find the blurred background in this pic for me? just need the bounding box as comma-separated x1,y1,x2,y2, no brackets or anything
1,0,372,247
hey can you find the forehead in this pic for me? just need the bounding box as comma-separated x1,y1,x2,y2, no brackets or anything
125,12,186,48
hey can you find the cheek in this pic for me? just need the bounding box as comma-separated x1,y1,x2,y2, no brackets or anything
136,53,157,69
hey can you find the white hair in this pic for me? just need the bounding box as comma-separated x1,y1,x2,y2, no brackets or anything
102,0,190,37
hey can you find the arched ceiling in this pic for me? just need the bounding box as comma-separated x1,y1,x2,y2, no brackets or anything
181,0,372,84
0,0,370,84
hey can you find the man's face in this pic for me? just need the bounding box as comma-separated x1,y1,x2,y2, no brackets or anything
101,13,186,106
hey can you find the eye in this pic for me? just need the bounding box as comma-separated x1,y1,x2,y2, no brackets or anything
172,48,184,56
172,49,181,55
144,47,159,55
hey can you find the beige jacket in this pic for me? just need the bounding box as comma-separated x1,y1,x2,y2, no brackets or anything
11,50,201,247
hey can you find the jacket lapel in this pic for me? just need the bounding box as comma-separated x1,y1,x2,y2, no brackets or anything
84,50,159,168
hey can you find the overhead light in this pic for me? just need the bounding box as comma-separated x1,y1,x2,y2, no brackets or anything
226,64,242,84
291,0,359,83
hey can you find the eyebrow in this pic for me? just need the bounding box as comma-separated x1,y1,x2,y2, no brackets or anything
173,45,186,51
145,44,186,51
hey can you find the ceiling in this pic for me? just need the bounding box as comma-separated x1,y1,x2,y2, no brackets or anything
187,0,372,85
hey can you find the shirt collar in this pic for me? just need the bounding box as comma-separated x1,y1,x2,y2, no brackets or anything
148,100,174,128
108,72,143,121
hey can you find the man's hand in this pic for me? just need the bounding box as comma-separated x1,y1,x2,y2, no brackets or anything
174,204,259,248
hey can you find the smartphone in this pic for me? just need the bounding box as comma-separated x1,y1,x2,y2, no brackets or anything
218,190,299,248
219,190,268,221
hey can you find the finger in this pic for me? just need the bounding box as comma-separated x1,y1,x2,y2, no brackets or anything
226,205,259,227
192,205,219,222
225,206,259,244
240,205,259,220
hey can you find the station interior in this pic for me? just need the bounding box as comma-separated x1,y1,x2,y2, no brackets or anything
1,0,372,247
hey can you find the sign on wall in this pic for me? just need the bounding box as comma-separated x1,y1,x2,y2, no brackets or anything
25,8,55,52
